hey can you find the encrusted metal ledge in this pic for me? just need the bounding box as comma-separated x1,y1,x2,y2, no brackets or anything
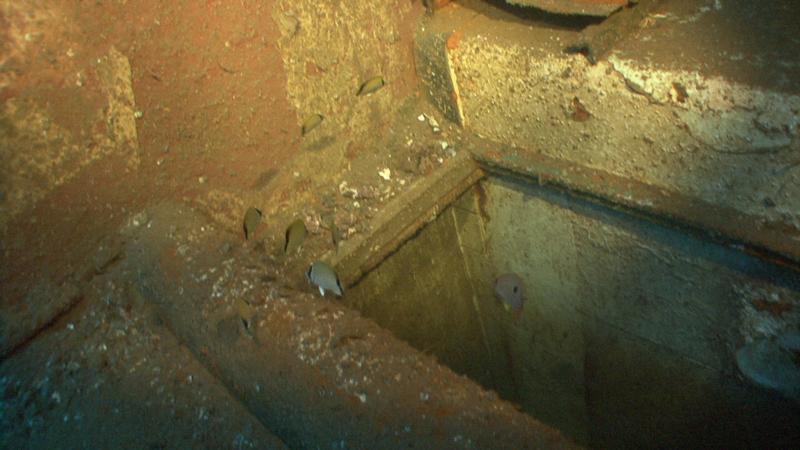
464,135,800,273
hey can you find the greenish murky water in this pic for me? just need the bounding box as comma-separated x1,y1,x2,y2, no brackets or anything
345,177,800,448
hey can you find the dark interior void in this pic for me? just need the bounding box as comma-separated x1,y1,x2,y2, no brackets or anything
345,176,800,448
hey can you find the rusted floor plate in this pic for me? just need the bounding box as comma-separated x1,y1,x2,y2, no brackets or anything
123,199,579,450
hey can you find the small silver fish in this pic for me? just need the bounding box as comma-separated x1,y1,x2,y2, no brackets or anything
320,214,340,248
329,222,342,248
306,261,343,297
356,76,385,96
284,219,307,255
494,273,524,312
301,113,324,136
236,298,255,331
243,207,262,240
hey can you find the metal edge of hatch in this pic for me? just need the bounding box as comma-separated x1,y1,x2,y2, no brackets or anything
330,134,800,292
464,135,800,275
329,150,485,289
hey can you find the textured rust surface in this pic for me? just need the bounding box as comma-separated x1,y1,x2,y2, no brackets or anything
332,152,484,287
126,201,580,450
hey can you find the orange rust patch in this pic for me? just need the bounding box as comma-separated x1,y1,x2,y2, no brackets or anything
434,406,454,418
450,89,460,105
345,141,363,160
484,150,503,161
571,97,591,122
159,245,183,280
305,60,323,76
752,298,793,317
446,31,462,51
432,0,452,10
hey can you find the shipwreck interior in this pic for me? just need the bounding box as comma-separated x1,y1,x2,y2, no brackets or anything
1,1,799,449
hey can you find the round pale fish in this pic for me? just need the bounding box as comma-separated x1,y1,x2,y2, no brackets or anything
329,221,342,248
243,207,262,240
321,214,340,248
356,75,385,96
494,273,524,312
236,298,256,332
306,260,343,297
301,113,324,136
736,330,800,402
284,219,307,255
